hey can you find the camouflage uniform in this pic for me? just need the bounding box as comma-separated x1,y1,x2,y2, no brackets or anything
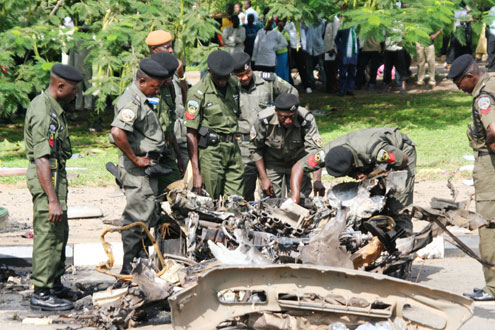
24,90,72,288
184,74,244,199
467,72,495,297
238,71,298,200
300,127,416,233
250,106,322,198
111,83,166,268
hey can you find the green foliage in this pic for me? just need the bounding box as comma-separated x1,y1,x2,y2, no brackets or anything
0,0,219,116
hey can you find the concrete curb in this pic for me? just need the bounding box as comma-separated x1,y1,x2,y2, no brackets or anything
0,242,125,267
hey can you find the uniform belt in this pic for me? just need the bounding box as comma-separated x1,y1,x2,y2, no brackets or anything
217,133,236,143
234,134,250,142
477,150,494,157
136,152,162,160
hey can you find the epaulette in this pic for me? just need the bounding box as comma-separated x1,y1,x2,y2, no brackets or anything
258,108,274,125
261,71,275,81
297,109,312,127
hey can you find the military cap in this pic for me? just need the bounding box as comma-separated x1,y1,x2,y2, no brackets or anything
325,146,354,177
207,50,234,76
232,52,251,73
145,30,173,46
447,54,475,79
274,93,299,112
150,52,179,76
51,64,83,82
139,58,169,80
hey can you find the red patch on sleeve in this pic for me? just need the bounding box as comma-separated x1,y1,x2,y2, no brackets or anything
481,107,491,114
308,154,318,167
387,152,396,163
185,112,195,120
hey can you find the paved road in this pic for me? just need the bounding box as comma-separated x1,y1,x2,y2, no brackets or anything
0,257,493,329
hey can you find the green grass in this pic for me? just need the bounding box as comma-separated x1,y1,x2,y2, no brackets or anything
0,90,474,186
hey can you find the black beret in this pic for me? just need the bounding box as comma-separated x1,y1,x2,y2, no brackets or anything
324,146,354,177
207,50,234,76
274,93,299,112
51,64,83,82
139,58,169,79
150,52,179,76
447,54,475,79
232,53,251,73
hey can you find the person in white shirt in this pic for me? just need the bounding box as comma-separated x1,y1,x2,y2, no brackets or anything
223,15,246,54
234,3,245,25
323,15,340,93
243,1,258,25
252,18,288,72
285,21,311,92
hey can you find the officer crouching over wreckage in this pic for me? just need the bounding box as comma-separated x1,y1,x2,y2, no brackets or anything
110,58,170,275
290,127,416,236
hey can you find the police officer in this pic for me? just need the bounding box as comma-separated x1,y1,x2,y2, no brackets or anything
150,52,185,190
110,58,169,274
184,50,244,199
146,30,190,166
25,64,82,311
289,127,416,235
250,93,324,199
232,52,298,201
448,54,495,301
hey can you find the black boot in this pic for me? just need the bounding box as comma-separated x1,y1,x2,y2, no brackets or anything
51,278,83,302
31,287,74,311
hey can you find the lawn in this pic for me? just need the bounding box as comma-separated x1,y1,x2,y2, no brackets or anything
0,90,473,186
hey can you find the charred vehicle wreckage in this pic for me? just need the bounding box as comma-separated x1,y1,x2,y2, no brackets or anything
79,170,489,329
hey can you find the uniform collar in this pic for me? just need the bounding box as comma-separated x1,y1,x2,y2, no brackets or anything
472,73,489,97
130,82,148,105
43,89,65,116
204,73,237,94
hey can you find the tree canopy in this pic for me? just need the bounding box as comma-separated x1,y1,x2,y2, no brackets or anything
0,0,487,116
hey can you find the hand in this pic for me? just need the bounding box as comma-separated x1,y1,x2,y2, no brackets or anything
329,49,336,56
313,180,326,196
48,200,63,222
355,173,368,181
134,156,152,167
176,59,185,78
260,177,274,197
193,172,204,195
177,157,186,177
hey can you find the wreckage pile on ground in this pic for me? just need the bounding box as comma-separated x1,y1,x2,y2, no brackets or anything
1,172,480,329
79,172,479,329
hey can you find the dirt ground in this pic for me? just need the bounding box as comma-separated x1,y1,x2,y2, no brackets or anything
0,179,475,246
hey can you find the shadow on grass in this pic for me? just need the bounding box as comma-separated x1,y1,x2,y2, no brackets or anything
301,91,471,132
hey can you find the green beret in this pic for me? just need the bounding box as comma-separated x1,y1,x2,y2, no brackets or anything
139,58,169,80
51,64,83,82
150,52,179,76
274,93,299,112
447,54,475,80
324,146,354,177
207,50,234,76
232,52,251,73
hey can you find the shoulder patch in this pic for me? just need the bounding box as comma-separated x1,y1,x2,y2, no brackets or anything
307,150,325,168
477,96,492,114
120,109,136,123
313,135,323,148
185,100,199,120
250,126,257,140
261,71,274,81
377,149,395,163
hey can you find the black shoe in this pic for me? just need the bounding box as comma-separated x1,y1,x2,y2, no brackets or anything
31,289,74,311
120,262,133,275
51,285,83,302
463,289,495,301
